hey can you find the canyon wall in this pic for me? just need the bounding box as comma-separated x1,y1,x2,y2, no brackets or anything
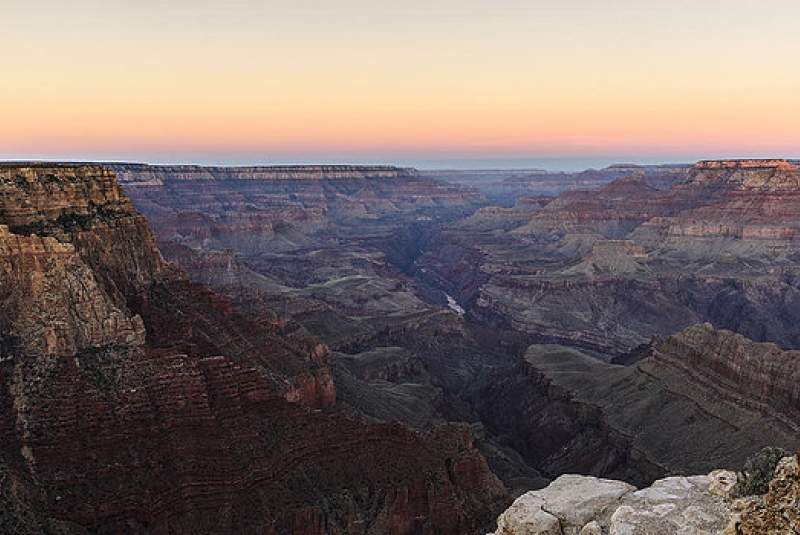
474,325,799,491
112,163,484,255
419,159,800,354
0,165,507,533
105,159,800,501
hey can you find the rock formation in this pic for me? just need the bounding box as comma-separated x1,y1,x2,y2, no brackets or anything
492,469,737,534
729,453,800,534
422,165,689,206
0,165,507,533
105,159,800,506
653,323,800,431
111,163,484,253
473,325,800,488
418,159,800,354
491,453,800,534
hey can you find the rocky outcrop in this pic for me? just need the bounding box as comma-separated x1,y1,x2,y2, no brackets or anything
493,469,737,534
0,165,507,533
729,453,800,534
653,323,800,431
492,454,800,534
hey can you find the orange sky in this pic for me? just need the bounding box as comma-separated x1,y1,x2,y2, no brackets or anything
3,0,800,168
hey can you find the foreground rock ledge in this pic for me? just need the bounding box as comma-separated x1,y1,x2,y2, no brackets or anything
492,455,800,534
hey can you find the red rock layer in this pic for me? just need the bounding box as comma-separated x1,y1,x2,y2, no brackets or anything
639,160,800,247
0,165,506,533
654,323,800,431
422,159,800,353
111,163,485,254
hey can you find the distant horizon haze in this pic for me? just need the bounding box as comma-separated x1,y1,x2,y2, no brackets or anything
3,1,799,166
4,153,797,174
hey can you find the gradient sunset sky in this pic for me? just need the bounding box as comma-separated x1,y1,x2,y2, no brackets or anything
3,0,799,169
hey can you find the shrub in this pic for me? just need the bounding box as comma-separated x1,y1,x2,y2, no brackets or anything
739,446,793,496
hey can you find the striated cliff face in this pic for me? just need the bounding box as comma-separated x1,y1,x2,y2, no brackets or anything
636,159,800,249
654,323,800,430
418,159,800,354
112,163,484,254
113,164,418,183
473,325,800,491
0,165,506,533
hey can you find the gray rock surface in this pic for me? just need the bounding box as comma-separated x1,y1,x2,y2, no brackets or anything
493,470,737,534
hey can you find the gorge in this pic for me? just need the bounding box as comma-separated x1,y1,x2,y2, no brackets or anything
0,160,799,533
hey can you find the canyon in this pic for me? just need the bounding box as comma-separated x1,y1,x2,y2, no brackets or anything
1,159,799,533
0,165,506,533
419,159,800,353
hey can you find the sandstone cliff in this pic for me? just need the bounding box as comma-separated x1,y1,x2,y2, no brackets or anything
0,165,506,533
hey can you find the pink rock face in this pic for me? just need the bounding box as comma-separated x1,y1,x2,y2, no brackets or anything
0,165,507,533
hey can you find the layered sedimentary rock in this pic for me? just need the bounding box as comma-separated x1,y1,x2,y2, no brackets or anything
473,325,800,488
653,323,800,431
0,165,506,533
112,163,484,251
101,159,800,510
423,164,689,206
418,159,800,354
111,163,485,330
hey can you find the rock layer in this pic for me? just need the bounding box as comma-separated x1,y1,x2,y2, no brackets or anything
418,159,800,354
474,327,800,487
653,323,800,431
0,165,507,533
112,163,484,254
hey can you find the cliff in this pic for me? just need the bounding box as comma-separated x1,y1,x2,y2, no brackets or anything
472,327,800,490
110,163,484,255
0,165,506,533
112,164,419,185
653,323,800,431
418,159,800,354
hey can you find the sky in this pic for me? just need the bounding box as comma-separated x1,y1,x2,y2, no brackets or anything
2,0,800,170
